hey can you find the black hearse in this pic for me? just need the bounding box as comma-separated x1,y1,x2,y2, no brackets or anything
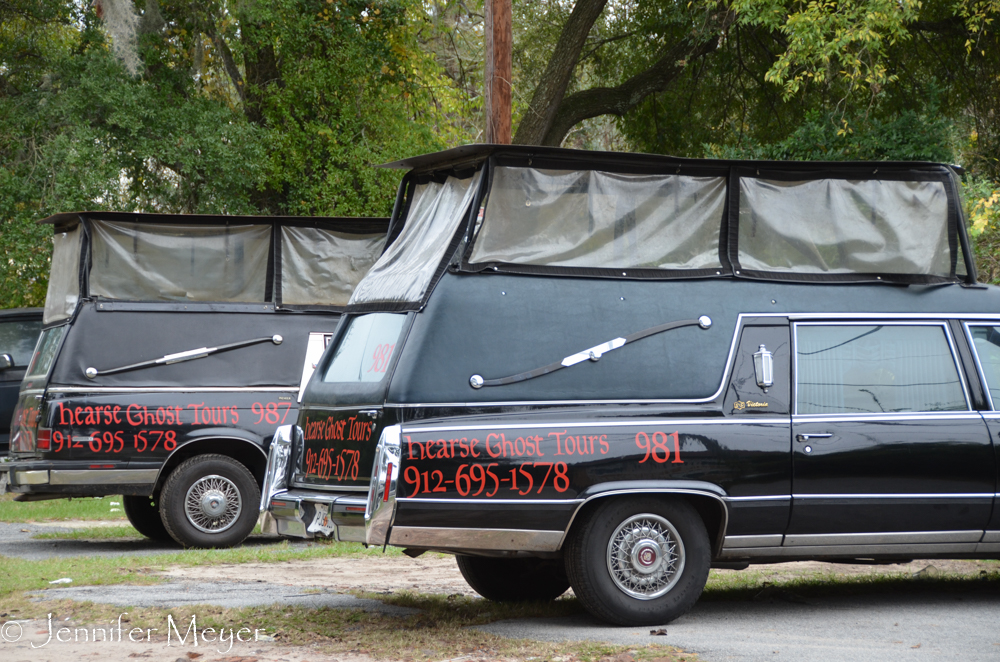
1,308,43,456
5,211,387,548
260,145,1000,625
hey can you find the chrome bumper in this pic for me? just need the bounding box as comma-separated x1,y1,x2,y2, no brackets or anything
259,424,400,544
259,489,368,541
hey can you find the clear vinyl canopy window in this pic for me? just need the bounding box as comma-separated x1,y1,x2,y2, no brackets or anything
468,167,726,270
89,221,271,303
280,226,385,306
349,171,483,306
43,226,83,324
737,177,952,277
84,220,385,306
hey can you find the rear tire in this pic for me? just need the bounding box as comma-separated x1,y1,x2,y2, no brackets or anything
565,497,710,626
122,495,172,542
160,454,260,548
456,555,570,602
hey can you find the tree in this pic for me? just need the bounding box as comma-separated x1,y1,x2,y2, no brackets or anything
0,0,454,307
504,0,999,175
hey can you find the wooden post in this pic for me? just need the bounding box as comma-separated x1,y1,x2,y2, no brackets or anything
484,0,512,144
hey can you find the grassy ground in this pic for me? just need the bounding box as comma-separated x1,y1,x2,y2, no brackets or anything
0,493,127,522
0,538,410,597
4,494,997,662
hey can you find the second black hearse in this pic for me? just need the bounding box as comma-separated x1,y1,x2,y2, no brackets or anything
5,211,387,548
261,145,1000,625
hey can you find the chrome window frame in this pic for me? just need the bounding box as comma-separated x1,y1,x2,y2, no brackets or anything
962,321,1000,411
791,320,972,417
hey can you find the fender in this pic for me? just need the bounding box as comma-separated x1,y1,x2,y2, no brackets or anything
564,480,729,556
153,430,268,492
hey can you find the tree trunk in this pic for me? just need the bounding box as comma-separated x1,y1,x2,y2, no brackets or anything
512,0,608,145
541,26,732,146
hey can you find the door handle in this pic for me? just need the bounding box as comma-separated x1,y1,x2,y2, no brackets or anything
796,433,832,442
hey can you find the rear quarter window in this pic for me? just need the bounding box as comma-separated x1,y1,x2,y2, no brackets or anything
323,314,406,383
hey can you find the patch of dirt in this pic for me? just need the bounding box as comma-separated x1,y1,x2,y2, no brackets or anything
158,554,479,596
713,558,998,583
158,554,998,598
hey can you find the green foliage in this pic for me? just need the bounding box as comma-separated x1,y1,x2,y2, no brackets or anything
0,42,265,306
1,0,459,307
703,108,960,162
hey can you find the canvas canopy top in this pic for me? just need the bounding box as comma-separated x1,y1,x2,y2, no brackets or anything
347,145,973,311
39,211,388,325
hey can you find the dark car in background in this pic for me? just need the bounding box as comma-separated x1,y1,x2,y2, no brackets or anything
261,145,1000,626
5,211,388,548
0,308,43,457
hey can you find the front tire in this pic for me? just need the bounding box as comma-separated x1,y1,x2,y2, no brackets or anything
122,495,172,542
457,555,570,602
565,497,710,625
160,454,260,548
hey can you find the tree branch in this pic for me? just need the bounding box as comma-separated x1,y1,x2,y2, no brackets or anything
512,0,608,145
540,13,735,146
210,32,247,105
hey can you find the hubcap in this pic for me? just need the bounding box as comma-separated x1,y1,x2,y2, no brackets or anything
606,513,685,600
184,475,242,534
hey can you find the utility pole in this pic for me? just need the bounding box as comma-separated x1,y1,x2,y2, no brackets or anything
484,0,512,144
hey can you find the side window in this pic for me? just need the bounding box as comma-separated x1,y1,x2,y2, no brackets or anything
795,324,967,415
967,325,1000,408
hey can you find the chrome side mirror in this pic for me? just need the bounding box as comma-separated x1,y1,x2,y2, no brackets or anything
753,344,773,389
0,353,13,370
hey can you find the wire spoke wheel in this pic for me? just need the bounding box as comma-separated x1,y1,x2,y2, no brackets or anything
606,513,685,600
183,474,242,533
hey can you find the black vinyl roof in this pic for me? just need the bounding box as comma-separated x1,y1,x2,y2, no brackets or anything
379,143,961,175
39,211,389,232
0,308,43,318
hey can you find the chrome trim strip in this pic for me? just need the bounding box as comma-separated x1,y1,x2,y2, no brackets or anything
789,313,1000,320
792,320,972,416
47,386,299,394
723,534,783,549
792,413,982,423
397,312,748,407
719,543,980,558
388,526,564,552
724,495,791,502
982,531,1000,544
403,418,789,434
975,542,1000,553
50,469,157,485
792,493,994,500
784,530,983,546
964,322,996,411
399,497,585,506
